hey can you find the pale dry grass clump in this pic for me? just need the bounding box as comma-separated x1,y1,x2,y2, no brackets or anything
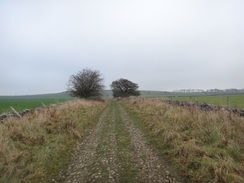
123,98,244,183
0,99,106,183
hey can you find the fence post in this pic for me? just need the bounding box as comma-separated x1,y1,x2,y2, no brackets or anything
10,106,21,118
42,102,46,107
227,96,232,120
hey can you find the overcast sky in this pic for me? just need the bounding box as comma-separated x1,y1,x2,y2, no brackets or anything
0,0,243,95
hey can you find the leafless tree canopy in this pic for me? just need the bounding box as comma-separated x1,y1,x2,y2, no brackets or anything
67,69,104,98
111,78,140,98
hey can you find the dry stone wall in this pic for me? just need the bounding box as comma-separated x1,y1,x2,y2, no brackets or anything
0,103,60,122
165,100,244,117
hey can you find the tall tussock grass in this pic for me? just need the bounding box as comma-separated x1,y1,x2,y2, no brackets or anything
0,99,106,183
123,98,244,183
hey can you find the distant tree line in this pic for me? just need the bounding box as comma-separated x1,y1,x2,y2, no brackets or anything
174,88,244,95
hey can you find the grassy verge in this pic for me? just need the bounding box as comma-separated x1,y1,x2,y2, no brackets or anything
0,99,106,183
122,98,244,183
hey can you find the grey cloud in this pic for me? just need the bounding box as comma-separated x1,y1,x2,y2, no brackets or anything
0,0,243,95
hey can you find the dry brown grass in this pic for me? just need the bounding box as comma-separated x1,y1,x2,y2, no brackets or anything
122,98,244,183
0,99,106,183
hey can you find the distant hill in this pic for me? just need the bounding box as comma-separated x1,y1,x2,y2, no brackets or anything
0,90,172,100
0,92,72,100
2,89,242,100
102,90,172,98
103,90,191,98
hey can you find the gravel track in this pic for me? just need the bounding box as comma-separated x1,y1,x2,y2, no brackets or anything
53,101,182,183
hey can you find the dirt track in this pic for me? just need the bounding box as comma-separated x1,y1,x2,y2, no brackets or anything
53,101,182,183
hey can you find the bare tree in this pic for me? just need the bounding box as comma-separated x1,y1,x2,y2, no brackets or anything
67,69,104,98
111,78,140,98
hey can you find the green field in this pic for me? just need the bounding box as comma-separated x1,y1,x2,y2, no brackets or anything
0,92,73,113
0,99,70,113
167,94,244,109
